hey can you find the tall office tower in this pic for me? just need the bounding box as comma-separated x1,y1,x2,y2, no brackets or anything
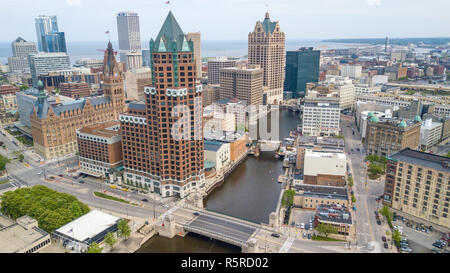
116,11,142,63
8,37,37,73
187,32,202,80
385,37,389,52
219,65,264,106
35,15,67,53
284,47,320,98
28,52,71,87
121,11,205,198
207,57,236,85
142,49,150,67
248,12,285,104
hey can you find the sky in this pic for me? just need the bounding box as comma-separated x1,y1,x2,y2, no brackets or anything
0,0,449,43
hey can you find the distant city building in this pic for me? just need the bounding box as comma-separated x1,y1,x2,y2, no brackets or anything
124,67,152,101
384,148,450,230
77,121,122,177
365,118,421,157
0,84,20,96
141,49,150,67
419,118,442,151
339,64,362,79
202,84,220,107
295,136,345,170
207,57,236,85
28,52,71,87
187,32,202,80
219,65,264,106
0,93,18,112
116,11,141,62
306,75,355,110
293,184,349,209
284,47,320,98
355,84,381,96
35,15,67,53
302,100,340,137
59,82,90,98
125,51,143,70
248,12,285,104
8,37,37,73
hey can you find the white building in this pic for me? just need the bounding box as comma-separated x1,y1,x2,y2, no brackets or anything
302,101,340,137
358,110,392,140
203,105,236,138
419,118,443,150
8,37,37,73
303,150,347,177
371,75,388,85
28,52,71,87
434,104,450,118
204,141,230,173
324,75,355,110
125,51,142,70
207,57,237,85
355,84,382,96
340,64,362,78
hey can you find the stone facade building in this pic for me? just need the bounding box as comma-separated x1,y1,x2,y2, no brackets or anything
219,65,263,106
248,12,285,104
29,42,125,159
365,118,421,157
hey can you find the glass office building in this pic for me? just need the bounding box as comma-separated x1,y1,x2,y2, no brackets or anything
284,47,320,98
35,15,67,53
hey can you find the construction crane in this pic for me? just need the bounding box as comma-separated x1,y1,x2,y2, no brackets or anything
96,49,118,55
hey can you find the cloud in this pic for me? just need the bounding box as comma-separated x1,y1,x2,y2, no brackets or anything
367,0,381,6
66,0,81,6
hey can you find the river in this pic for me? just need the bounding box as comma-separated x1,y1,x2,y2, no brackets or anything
137,109,301,253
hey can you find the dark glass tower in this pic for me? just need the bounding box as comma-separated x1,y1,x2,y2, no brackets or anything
284,47,320,98
35,15,67,53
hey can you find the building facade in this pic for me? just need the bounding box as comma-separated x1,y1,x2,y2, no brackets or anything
207,57,236,85
35,15,67,53
28,52,71,87
116,11,142,63
59,82,90,98
77,121,122,177
187,32,202,80
384,148,450,230
219,65,264,106
419,118,442,151
365,118,421,157
284,47,320,98
120,12,205,198
8,37,37,73
248,12,285,104
302,101,340,137
29,42,125,159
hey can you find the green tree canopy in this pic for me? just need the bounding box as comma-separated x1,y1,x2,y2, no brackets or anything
117,219,131,239
281,190,295,207
104,232,117,249
0,154,11,172
0,185,90,232
316,223,338,238
86,242,103,253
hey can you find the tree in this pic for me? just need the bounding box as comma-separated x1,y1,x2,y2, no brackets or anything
316,223,338,238
392,229,401,247
446,151,450,158
18,154,24,162
0,155,11,172
86,242,103,253
281,190,295,207
379,205,393,223
104,232,117,249
117,219,131,240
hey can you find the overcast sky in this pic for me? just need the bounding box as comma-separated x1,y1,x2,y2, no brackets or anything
0,0,449,43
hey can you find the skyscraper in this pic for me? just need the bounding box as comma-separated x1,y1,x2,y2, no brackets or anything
121,12,205,198
116,11,141,63
8,37,37,73
28,52,71,87
187,32,202,80
219,65,264,106
248,12,285,104
35,15,67,53
284,47,320,98
207,57,236,85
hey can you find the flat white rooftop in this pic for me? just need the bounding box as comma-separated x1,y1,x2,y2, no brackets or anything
55,210,119,242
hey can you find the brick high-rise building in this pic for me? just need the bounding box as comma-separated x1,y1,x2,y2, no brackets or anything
29,42,125,159
120,12,205,198
248,12,285,104
59,82,90,98
219,65,264,106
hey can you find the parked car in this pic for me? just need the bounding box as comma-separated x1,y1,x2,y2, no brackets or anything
302,233,306,239
377,220,381,225
383,243,389,249
382,236,386,242
401,246,412,252
271,233,280,238
307,234,311,239
58,174,64,177
78,180,85,184
300,223,305,229
193,212,200,216
142,198,148,202
431,248,440,253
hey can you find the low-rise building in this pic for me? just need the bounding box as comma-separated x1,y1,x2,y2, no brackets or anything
303,150,347,187
0,84,20,96
204,140,231,173
384,148,450,231
0,215,51,253
314,204,354,237
365,117,421,157
59,82,90,98
295,136,345,170
76,121,122,177
419,118,443,151
293,184,349,209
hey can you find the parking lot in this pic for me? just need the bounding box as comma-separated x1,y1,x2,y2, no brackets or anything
289,209,315,230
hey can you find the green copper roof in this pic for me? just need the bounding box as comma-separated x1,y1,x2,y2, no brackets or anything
151,11,191,53
37,80,44,90
414,115,422,122
370,116,379,122
261,12,277,34
367,111,374,118
398,120,407,128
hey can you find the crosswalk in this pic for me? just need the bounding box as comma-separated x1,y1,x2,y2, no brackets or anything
278,237,295,253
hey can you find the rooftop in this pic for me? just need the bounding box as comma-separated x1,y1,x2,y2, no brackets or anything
54,210,120,243
77,121,120,139
388,148,450,173
294,184,348,201
0,215,49,253
204,140,225,152
315,204,352,225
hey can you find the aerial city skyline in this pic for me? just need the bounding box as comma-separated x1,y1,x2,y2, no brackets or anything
0,1,449,263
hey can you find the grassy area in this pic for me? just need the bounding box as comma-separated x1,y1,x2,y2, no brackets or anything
0,179,9,185
94,192,130,204
16,136,33,146
311,235,345,242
